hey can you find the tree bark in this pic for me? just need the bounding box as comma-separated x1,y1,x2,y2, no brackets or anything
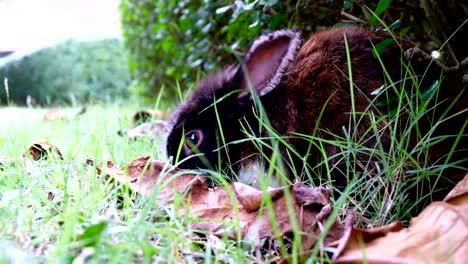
420,0,468,65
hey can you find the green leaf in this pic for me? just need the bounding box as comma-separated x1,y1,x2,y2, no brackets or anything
370,0,393,26
79,222,108,247
140,241,158,259
269,14,285,29
343,0,352,9
373,38,395,57
400,26,411,37
388,19,401,30
421,80,439,101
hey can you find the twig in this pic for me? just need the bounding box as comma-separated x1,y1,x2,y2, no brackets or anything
340,10,366,24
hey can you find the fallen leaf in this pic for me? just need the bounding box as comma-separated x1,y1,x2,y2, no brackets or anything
91,157,346,259
120,121,167,140
91,157,193,197
443,172,468,205
26,141,63,161
43,107,86,121
43,109,67,121
48,192,55,201
133,110,170,125
334,173,468,264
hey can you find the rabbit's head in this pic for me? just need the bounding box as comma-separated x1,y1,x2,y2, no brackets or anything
164,30,302,174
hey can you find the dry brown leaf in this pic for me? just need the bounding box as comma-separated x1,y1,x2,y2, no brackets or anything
43,107,86,121
334,173,468,264
91,157,198,197
26,141,63,161
121,121,167,140
443,172,468,205
92,157,346,257
118,109,169,139
133,109,170,125
43,109,67,121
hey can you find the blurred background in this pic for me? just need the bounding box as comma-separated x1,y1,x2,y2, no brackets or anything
0,0,125,106
0,0,466,106
0,0,121,52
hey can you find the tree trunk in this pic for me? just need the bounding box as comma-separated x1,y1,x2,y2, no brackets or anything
420,0,468,65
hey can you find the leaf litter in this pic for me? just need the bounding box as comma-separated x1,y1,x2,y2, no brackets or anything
26,141,63,161
42,107,87,121
118,110,169,140
21,138,467,262
88,156,468,262
118,120,167,140
88,157,347,259
333,173,468,263
132,109,170,125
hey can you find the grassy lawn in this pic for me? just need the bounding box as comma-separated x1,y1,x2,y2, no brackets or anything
3,105,301,263
0,105,185,263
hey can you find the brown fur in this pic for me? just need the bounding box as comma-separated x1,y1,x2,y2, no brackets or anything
165,27,467,192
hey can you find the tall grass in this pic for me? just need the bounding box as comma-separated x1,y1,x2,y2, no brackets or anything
164,28,466,261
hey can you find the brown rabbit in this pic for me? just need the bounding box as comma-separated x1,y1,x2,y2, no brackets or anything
164,27,467,191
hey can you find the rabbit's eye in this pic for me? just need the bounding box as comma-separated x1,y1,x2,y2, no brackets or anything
183,129,203,153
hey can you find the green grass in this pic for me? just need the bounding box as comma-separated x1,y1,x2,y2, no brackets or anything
0,104,286,263
0,105,185,263
0,82,465,263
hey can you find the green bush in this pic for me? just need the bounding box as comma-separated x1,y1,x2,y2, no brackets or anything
0,39,131,106
117,0,400,100
120,0,466,101
119,0,302,99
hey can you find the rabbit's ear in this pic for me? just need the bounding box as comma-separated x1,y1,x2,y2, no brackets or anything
237,30,302,97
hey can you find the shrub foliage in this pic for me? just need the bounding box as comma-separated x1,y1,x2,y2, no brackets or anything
119,0,350,98
0,39,131,106
119,0,279,99
119,0,467,100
